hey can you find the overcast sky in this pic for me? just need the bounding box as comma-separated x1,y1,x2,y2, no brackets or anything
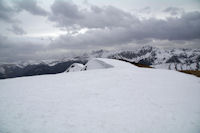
0,0,200,63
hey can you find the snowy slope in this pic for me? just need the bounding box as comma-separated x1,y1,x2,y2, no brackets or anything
0,58,200,133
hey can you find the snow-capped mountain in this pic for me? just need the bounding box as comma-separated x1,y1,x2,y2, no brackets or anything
107,46,200,70
0,59,87,79
0,58,200,133
0,46,199,79
65,46,200,71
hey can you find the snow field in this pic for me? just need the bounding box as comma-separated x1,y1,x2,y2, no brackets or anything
0,58,200,133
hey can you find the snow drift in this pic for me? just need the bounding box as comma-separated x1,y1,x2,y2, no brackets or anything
0,58,200,133
66,58,113,72
85,58,113,70
65,63,86,72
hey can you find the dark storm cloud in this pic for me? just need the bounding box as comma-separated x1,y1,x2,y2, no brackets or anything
134,11,200,40
50,27,134,49
49,2,200,49
51,1,82,19
15,0,48,16
7,25,26,35
49,1,138,29
0,0,47,24
0,0,17,22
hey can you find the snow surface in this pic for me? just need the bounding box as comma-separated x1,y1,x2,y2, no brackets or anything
66,59,113,72
0,58,200,133
85,59,113,70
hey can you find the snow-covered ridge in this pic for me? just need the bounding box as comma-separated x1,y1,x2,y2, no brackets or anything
0,58,200,133
0,46,199,79
66,58,137,72
66,58,114,72
85,58,113,70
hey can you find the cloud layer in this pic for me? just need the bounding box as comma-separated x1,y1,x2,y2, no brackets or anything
48,1,200,49
49,1,138,29
7,25,26,35
14,0,48,16
0,0,200,62
0,0,17,22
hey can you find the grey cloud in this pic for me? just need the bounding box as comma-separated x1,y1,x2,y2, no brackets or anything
49,1,83,28
7,25,26,35
51,1,82,19
132,11,200,40
0,0,17,22
0,36,78,63
0,36,47,62
49,5,200,50
49,2,200,42
49,1,138,29
50,27,135,50
15,0,48,16
50,12,200,50
163,7,184,15
1,1,200,63
0,0,47,23
84,5,138,28
140,6,151,14
0,34,73,63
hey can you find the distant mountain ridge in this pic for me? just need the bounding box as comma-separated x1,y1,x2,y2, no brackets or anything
0,59,87,79
107,46,200,70
0,46,199,79
81,46,200,70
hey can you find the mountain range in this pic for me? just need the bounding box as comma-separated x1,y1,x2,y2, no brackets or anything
0,46,199,79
